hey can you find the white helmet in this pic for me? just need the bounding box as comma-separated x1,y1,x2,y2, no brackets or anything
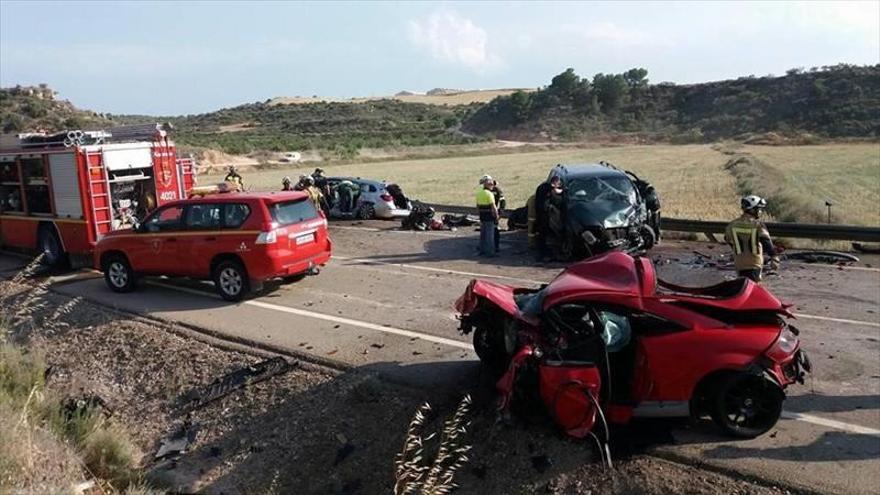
741,195,767,211
479,174,494,185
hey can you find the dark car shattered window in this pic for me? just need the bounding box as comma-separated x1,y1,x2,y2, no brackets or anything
568,177,638,205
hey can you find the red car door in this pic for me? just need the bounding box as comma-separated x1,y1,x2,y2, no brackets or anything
129,205,183,274
180,202,223,278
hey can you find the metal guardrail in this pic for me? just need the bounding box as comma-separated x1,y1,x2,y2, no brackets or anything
424,203,880,242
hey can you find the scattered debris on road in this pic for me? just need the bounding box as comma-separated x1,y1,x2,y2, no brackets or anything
182,357,295,411
156,420,200,460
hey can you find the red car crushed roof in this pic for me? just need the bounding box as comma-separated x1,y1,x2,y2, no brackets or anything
456,251,810,441
95,191,332,301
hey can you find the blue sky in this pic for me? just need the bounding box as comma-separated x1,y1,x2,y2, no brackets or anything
1,1,878,115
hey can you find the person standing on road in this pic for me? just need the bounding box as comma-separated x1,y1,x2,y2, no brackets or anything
476,177,499,257
480,175,506,253
725,195,779,282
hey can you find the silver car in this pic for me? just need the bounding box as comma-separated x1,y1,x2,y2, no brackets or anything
326,177,411,220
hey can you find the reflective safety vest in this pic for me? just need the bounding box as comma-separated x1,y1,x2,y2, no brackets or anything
725,213,770,271
476,188,496,221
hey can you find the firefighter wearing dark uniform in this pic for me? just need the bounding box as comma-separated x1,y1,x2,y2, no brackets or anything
725,195,778,282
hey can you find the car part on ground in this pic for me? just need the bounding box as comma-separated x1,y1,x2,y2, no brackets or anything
783,251,859,264
155,419,200,460
182,357,296,411
401,201,436,231
455,252,808,440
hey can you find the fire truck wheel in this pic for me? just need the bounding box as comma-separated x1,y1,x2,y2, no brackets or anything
103,255,137,293
38,225,67,268
213,260,250,302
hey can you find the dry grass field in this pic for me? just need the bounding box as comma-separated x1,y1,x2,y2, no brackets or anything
268,89,532,107
201,143,880,224
743,144,880,226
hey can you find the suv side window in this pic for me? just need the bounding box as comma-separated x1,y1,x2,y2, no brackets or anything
184,204,221,230
144,205,184,233
223,203,251,229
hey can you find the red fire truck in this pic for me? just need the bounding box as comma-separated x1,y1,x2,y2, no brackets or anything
0,123,196,267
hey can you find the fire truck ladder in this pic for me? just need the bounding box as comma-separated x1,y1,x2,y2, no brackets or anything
84,149,113,238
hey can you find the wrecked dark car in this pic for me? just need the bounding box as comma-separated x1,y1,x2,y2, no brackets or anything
546,163,661,258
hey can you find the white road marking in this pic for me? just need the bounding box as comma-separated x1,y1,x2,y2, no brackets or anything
334,255,547,285
781,411,880,436
147,281,472,350
138,280,880,437
794,313,880,328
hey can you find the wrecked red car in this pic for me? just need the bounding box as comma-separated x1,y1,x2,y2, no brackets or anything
455,252,810,439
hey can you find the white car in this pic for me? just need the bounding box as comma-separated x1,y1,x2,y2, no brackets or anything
279,152,301,163
326,177,411,220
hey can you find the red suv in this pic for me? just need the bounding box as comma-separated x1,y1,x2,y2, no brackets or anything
95,191,332,301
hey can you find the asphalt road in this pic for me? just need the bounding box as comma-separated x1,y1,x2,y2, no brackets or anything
5,220,879,494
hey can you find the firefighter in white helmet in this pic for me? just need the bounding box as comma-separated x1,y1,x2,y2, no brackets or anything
725,195,779,282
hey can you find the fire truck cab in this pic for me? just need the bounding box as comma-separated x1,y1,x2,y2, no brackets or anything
0,124,196,267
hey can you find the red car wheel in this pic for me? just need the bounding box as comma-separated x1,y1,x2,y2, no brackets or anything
711,373,783,438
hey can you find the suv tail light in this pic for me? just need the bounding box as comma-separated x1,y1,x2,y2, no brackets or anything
380,193,393,202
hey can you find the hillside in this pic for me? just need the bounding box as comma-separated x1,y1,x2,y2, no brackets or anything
463,64,880,141
0,85,112,134
267,88,532,107
118,99,482,156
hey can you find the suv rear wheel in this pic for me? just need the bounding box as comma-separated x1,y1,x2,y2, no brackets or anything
213,260,249,301
103,254,136,293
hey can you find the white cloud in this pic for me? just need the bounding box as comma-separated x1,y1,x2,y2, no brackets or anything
559,21,673,48
407,10,501,70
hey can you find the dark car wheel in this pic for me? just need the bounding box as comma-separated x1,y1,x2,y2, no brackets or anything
473,326,511,373
213,260,250,302
640,225,657,250
357,203,376,220
38,225,67,269
103,254,137,293
710,373,783,438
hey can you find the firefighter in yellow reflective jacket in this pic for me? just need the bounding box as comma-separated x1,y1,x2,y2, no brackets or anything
724,195,779,282
476,177,499,257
